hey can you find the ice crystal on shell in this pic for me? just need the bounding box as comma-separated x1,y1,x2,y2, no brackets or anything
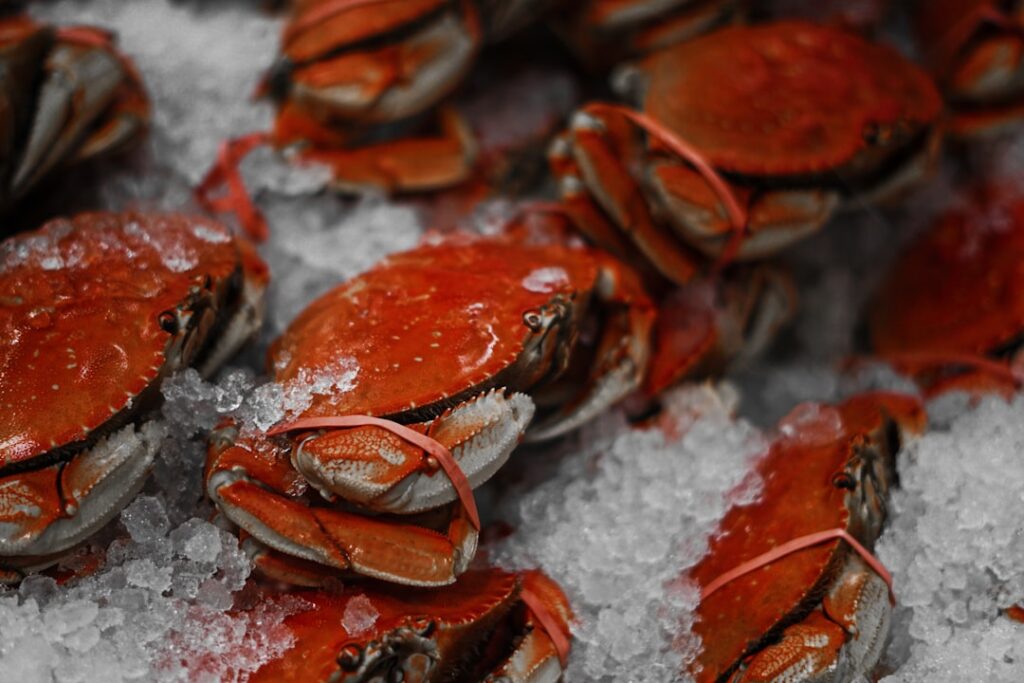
342,594,379,637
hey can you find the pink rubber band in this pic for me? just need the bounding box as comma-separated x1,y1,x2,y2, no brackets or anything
520,586,571,668
195,132,272,242
583,102,750,270
267,415,481,530
699,528,895,605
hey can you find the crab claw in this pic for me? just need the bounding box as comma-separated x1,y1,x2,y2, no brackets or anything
291,390,534,514
207,415,501,586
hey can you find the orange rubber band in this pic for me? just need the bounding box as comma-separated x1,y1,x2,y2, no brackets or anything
520,586,571,668
267,415,481,530
582,102,749,270
195,132,272,242
700,528,895,606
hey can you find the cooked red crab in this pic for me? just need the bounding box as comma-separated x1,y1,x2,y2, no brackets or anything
686,393,925,683
0,15,149,214
551,0,741,71
206,238,653,587
870,184,1024,398
551,21,942,284
0,212,267,582
262,0,555,194
249,568,572,682
915,0,1024,136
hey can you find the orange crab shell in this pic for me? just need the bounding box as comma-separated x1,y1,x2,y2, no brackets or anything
870,186,1024,358
638,21,941,177
0,212,259,468
269,240,612,420
687,392,924,682
249,568,523,682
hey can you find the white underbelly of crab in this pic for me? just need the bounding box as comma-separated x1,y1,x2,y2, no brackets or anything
0,420,165,566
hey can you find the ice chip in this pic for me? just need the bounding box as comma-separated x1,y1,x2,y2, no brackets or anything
342,594,379,636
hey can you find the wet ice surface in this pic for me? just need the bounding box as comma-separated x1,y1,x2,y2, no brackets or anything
5,0,1024,681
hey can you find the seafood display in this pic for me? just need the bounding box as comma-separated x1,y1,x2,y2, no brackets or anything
1,1,1022,682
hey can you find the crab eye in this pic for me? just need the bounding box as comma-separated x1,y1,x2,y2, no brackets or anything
337,643,363,670
158,310,179,334
832,472,856,490
523,310,543,331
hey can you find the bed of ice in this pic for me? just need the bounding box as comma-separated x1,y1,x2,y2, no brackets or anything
3,1,1022,681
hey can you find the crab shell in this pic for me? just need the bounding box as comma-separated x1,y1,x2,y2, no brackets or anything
0,15,149,214
206,238,653,586
869,185,1024,396
551,0,742,71
0,212,267,581
552,21,942,282
914,0,1024,136
249,568,572,683
686,393,925,683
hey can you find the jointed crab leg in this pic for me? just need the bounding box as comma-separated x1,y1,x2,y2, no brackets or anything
209,445,479,586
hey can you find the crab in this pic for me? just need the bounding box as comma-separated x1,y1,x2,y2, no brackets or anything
205,238,654,587
248,568,572,682
869,184,1024,399
550,0,742,71
260,0,557,195
0,15,149,216
551,21,942,285
686,392,925,683
0,212,268,582
914,0,1024,136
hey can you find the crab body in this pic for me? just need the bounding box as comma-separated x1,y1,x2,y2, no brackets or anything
914,0,1024,136
0,213,267,582
206,238,653,586
687,393,924,683
870,185,1024,397
0,15,148,215
249,568,572,683
552,21,942,284
265,0,555,194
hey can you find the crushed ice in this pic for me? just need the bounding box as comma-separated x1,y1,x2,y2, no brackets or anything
494,384,766,682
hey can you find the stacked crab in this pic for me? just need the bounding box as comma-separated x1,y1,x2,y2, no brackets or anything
3,0,1024,681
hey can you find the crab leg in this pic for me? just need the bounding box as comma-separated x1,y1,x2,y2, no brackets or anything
558,108,701,285
10,37,124,198
527,255,654,441
0,421,163,561
295,105,478,193
208,415,496,587
486,570,573,683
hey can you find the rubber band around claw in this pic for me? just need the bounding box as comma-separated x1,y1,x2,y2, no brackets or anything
582,103,750,270
267,415,481,530
520,586,571,668
700,528,895,606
